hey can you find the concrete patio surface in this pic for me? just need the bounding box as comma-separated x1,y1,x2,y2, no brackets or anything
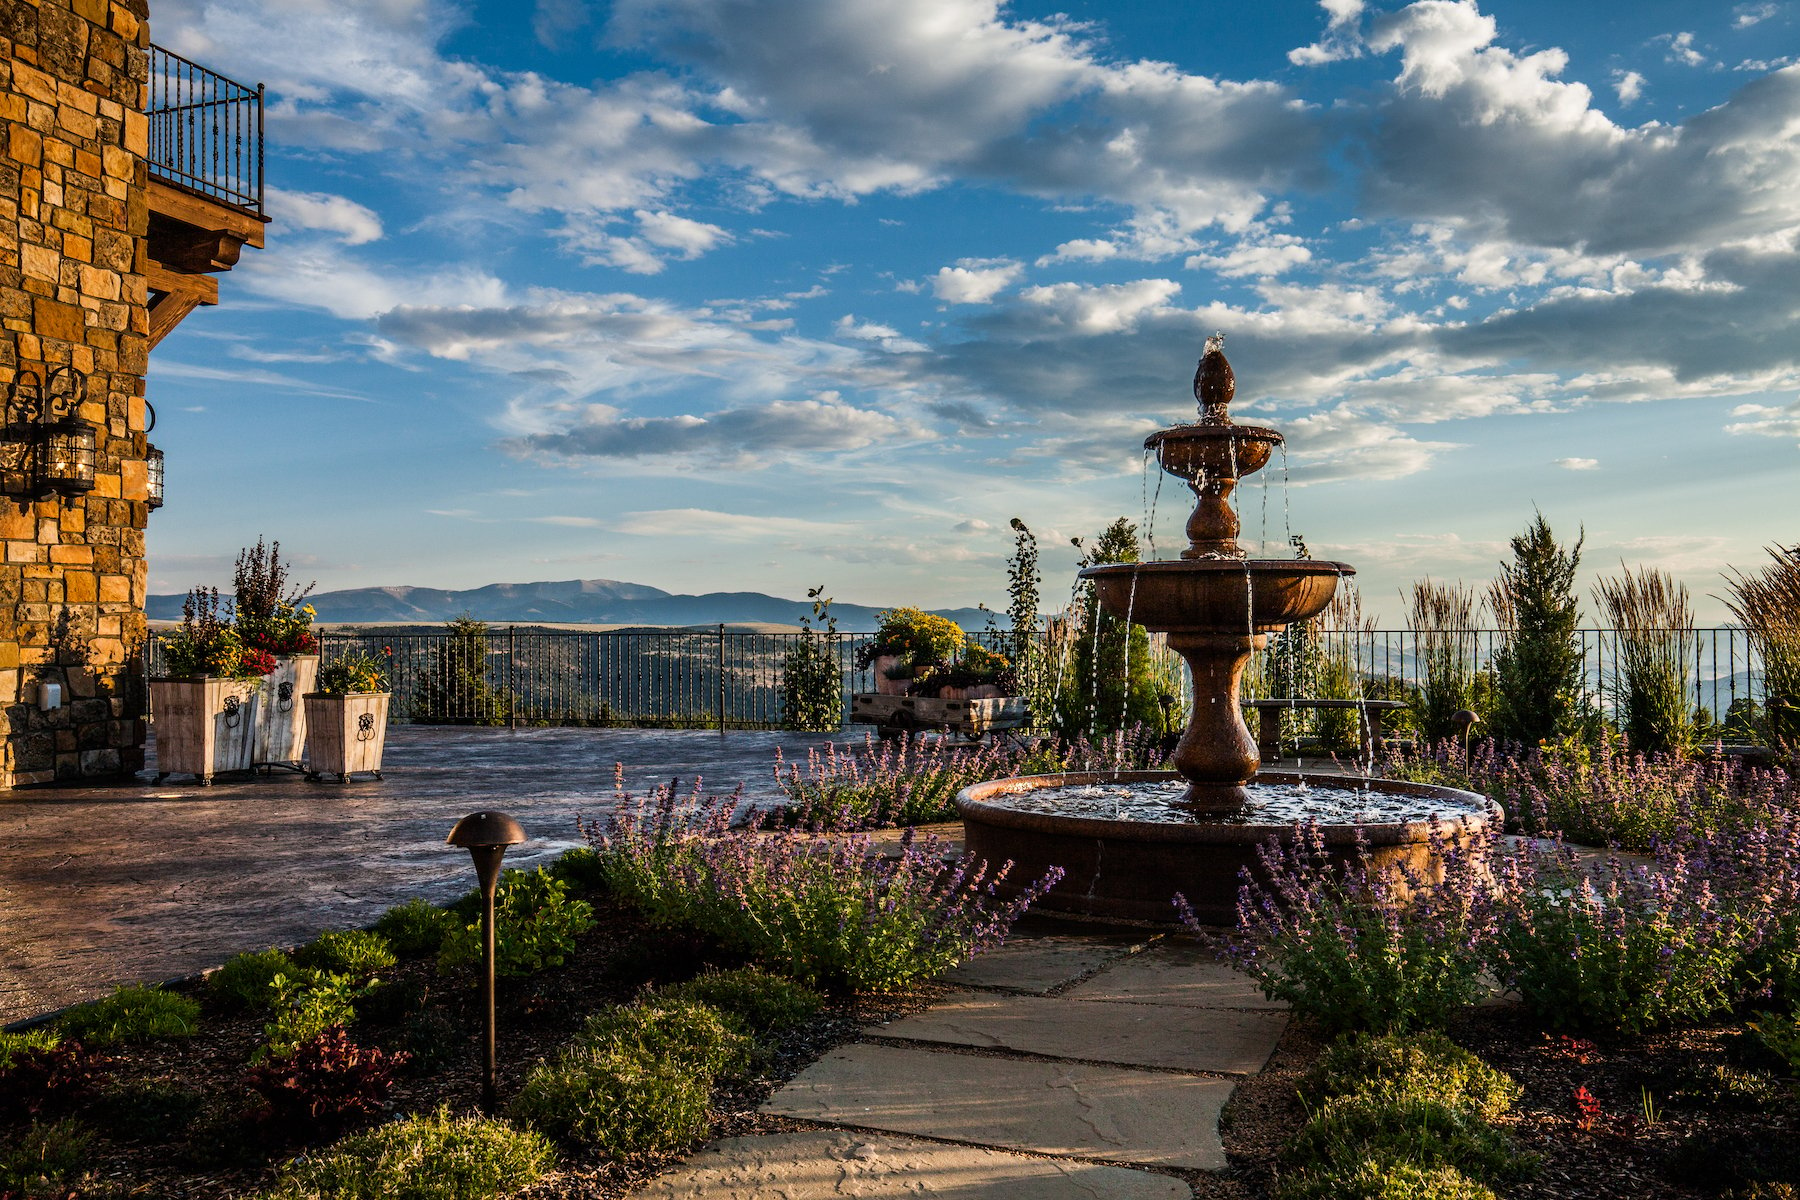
0,725,858,1025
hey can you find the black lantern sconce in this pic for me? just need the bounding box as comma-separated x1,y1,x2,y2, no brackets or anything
4,365,97,500
145,401,164,511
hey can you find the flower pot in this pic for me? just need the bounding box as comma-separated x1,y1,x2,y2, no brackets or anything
303,692,391,783
254,654,319,770
873,654,911,696
148,677,261,785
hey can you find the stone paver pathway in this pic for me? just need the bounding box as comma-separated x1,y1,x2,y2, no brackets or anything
640,917,1288,1198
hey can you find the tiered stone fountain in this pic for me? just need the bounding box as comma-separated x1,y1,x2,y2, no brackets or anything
956,339,1490,922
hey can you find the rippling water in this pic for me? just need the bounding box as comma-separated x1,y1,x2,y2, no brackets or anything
973,777,1487,826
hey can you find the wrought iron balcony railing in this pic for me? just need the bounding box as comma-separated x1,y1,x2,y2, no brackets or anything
147,44,264,217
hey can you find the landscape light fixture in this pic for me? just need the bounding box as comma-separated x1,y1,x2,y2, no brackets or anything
446,810,526,1113
4,365,97,500
145,400,164,511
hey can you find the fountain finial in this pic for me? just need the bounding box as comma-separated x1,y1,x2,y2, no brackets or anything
1194,333,1234,424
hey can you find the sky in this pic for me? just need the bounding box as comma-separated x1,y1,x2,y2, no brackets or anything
143,0,1800,625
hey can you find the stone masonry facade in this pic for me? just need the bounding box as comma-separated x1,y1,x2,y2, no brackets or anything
1,0,153,786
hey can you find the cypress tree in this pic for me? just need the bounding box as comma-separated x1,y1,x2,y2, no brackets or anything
1489,512,1584,745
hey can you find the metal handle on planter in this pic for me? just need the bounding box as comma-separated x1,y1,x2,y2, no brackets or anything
278,681,293,711
357,712,376,741
223,695,241,728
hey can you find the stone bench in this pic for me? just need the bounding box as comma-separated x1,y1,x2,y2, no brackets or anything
1244,698,1406,760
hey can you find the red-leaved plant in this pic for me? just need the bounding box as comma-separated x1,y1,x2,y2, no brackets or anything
1573,1084,1603,1131
244,1026,407,1137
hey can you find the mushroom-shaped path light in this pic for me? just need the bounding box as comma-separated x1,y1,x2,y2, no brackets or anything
446,810,527,1113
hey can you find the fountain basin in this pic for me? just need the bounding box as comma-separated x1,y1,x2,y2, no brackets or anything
956,770,1494,924
1080,558,1352,632
1148,423,1283,478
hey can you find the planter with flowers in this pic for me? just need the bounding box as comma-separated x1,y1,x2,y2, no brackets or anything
232,539,319,771
303,651,391,783
855,608,968,696
149,587,266,785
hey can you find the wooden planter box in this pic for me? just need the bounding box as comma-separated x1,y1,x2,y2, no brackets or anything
303,692,391,783
148,677,261,784
254,654,319,770
850,693,1027,740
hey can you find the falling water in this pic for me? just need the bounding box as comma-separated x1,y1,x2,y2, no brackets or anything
1113,563,1142,770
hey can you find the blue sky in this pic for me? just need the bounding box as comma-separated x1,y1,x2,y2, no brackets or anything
146,0,1800,624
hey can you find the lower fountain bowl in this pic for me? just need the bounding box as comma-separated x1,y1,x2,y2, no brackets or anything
955,770,1496,924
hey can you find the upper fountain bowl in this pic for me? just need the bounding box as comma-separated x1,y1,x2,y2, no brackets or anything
1148,423,1284,480
1081,558,1353,633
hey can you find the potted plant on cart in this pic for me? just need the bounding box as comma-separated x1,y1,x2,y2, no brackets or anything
149,587,270,785
931,642,1014,701
855,607,967,696
304,650,391,783
233,538,319,772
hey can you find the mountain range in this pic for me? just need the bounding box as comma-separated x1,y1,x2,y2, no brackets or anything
146,577,994,630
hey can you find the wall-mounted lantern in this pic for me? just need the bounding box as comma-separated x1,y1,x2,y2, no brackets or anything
4,366,97,500
145,400,164,510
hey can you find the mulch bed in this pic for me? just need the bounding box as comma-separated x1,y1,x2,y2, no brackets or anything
12,899,1800,1198
5,896,940,1199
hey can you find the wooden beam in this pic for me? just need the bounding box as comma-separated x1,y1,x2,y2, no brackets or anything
144,262,218,305
146,178,266,249
146,289,207,350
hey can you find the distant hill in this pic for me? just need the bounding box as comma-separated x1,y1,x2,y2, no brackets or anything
146,577,995,631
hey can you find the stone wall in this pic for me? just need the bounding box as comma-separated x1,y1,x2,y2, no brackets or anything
1,0,152,787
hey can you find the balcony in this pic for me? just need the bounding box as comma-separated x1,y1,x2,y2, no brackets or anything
143,45,268,348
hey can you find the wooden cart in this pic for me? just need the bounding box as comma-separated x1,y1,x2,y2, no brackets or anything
849,693,1028,743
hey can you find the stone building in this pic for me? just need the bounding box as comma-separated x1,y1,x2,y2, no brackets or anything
2,0,264,787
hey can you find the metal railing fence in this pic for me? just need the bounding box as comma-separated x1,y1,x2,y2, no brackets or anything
147,44,264,215
145,625,1767,732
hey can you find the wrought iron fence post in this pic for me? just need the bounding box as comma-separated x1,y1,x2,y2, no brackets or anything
507,625,517,730
716,623,726,733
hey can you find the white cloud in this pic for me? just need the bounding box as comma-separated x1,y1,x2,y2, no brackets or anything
612,508,853,540
1657,31,1709,67
1289,0,1366,66
266,189,384,243
1553,456,1599,469
1611,69,1645,105
1734,3,1779,28
1016,279,1182,335
931,259,1024,304
1727,399,1800,442
509,395,929,465
1185,233,1312,278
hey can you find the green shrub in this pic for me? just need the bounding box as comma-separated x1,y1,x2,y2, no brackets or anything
259,971,367,1061
652,967,822,1033
0,1118,95,1197
258,1106,554,1200
1309,1032,1522,1122
373,898,457,957
295,929,397,979
509,1043,710,1156
438,869,596,977
55,985,200,1046
210,948,298,1012
1749,1010,1800,1072
543,846,607,895
1277,1155,1499,1200
578,1001,750,1078
87,1079,200,1142
1284,1095,1534,1186
0,1029,60,1070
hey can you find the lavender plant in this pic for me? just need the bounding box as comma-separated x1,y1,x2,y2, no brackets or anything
773,734,1029,828
1183,820,1495,1033
590,776,1062,993
1483,839,1746,1033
